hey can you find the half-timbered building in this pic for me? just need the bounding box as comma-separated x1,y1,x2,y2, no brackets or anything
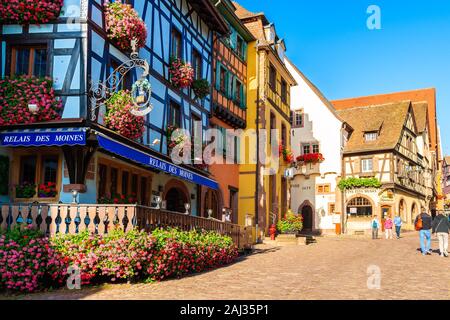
0,0,230,216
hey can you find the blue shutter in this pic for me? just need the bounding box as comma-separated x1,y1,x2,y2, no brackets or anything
242,41,248,61
240,84,246,109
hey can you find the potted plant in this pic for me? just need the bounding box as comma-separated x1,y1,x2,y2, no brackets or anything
104,90,145,140
279,144,294,164
38,182,57,198
277,212,303,235
169,58,194,89
192,79,210,100
15,182,36,199
104,1,147,51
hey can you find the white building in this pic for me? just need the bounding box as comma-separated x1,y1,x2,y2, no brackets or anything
284,58,349,234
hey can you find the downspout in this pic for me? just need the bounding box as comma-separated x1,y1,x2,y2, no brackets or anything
255,43,260,242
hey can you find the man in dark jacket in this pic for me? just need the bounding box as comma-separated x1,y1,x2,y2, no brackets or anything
432,212,449,257
415,209,433,255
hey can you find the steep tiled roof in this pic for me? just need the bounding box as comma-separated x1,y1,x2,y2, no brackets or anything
336,101,411,154
412,102,428,133
232,1,264,19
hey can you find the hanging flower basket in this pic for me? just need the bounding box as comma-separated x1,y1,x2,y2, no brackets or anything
0,0,64,25
169,58,194,89
0,76,62,126
192,79,210,100
279,144,294,164
104,90,145,140
38,182,57,198
104,1,147,51
296,153,325,164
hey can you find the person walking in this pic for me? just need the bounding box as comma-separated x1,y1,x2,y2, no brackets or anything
371,215,380,240
384,216,394,240
393,215,403,239
415,209,433,256
432,212,449,257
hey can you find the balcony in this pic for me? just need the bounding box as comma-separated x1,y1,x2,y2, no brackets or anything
0,203,255,250
294,162,321,177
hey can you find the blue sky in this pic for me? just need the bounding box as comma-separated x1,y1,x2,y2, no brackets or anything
236,0,450,156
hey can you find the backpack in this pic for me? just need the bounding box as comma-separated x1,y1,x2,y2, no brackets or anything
415,215,423,231
372,220,378,229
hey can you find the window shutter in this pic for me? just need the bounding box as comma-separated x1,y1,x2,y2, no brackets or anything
230,29,237,50
231,76,237,101
242,41,248,60
235,136,240,163
226,71,232,99
215,62,221,91
241,84,246,109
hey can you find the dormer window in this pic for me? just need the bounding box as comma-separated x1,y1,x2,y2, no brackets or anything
364,131,378,142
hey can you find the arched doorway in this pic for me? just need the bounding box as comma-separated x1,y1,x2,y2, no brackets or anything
204,189,220,219
165,188,188,213
301,205,313,231
346,196,373,217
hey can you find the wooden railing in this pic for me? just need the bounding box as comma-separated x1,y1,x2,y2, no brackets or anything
0,203,255,250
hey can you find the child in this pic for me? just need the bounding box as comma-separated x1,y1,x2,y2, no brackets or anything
371,215,380,239
384,217,394,240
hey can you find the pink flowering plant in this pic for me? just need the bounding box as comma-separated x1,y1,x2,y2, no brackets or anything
104,90,145,140
0,0,63,25
104,1,147,51
0,76,62,126
0,225,67,293
169,58,194,89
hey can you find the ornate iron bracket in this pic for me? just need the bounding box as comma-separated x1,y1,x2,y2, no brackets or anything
89,39,153,121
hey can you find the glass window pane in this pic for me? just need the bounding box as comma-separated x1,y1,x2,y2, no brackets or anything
98,164,107,198
20,156,37,184
110,168,118,196
122,171,129,195
15,48,30,75
33,48,47,77
42,156,58,184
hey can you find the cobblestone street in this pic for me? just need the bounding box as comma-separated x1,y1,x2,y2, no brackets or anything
19,232,450,300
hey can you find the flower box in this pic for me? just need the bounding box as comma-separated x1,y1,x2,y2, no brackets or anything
296,153,325,164
15,182,36,199
0,76,62,126
0,0,63,25
104,1,147,51
169,58,194,89
38,182,57,198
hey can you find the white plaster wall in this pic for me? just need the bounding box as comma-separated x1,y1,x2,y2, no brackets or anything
285,58,342,230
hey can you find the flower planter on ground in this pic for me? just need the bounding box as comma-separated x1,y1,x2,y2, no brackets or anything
104,1,147,51
277,212,303,235
0,0,64,25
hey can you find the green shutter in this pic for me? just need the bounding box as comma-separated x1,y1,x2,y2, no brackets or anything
240,84,246,109
242,41,248,61
215,62,221,91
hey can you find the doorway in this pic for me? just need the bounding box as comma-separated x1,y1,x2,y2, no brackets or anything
165,188,188,213
302,205,313,231
381,206,392,232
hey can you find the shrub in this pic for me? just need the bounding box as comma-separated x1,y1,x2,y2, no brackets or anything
0,0,63,25
0,76,62,126
0,225,67,293
104,1,147,51
337,177,382,190
104,90,145,140
277,213,303,234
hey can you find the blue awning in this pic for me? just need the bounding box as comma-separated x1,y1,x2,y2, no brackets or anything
97,134,219,190
0,127,87,147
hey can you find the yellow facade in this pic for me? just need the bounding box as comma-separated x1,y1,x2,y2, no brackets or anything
238,41,295,239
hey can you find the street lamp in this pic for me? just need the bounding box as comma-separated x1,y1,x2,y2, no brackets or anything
154,196,162,209
71,190,79,204
184,203,191,216
207,209,213,219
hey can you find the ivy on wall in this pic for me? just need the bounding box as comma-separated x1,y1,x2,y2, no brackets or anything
338,177,382,191
0,156,9,196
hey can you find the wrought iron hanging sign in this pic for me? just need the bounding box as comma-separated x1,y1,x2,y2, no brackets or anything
89,39,153,121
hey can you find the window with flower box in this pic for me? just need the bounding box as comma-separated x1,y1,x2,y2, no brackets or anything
15,153,60,199
10,44,48,77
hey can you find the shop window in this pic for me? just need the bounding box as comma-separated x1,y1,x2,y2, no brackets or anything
131,174,138,194
19,156,37,184
98,164,107,199
169,101,181,128
171,27,182,59
10,44,47,77
110,168,118,196
192,49,202,80
122,171,129,196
